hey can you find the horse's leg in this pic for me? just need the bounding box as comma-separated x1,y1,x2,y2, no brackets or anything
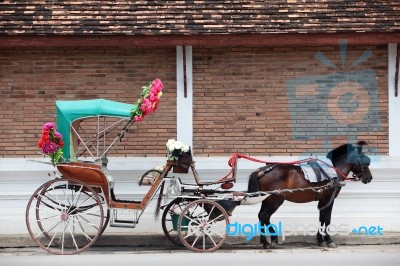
258,201,269,248
317,199,336,248
258,195,285,249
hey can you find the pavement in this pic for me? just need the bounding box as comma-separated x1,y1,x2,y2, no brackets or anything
2,232,400,250
1,241,400,258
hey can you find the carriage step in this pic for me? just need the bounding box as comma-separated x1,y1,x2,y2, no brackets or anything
110,208,140,228
110,219,138,228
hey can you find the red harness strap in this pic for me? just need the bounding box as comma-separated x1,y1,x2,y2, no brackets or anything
221,153,352,182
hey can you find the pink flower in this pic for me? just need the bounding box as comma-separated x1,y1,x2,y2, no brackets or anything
130,79,163,121
150,79,163,94
140,98,153,115
54,132,62,139
43,122,55,131
148,92,159,103
42,141,58,155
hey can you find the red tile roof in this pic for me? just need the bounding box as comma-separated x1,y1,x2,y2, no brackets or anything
1,1,399,36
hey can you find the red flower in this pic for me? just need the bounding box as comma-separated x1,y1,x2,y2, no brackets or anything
134,115,144,122
37,139,45,148
58,140,64,148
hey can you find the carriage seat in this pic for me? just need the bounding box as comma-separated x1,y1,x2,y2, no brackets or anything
57,162,114,189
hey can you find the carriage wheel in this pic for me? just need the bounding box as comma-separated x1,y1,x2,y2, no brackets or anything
161,198,192,246
99,209,110,237
39,186,110,240
26,178,104,255
177,199,229,252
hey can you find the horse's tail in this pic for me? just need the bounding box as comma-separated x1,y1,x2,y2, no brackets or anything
248,164,279,192
247,171,260,193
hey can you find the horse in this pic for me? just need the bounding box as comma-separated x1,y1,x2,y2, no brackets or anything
247,140,373,249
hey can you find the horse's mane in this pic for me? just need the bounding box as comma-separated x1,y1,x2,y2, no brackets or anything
326,144,352,162
326,141,367,163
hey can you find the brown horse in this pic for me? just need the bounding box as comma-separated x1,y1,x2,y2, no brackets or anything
247,141,373,248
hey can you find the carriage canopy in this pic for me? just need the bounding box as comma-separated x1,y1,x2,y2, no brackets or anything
56,99,135,161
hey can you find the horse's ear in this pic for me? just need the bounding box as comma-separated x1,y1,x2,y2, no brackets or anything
357,140,368,146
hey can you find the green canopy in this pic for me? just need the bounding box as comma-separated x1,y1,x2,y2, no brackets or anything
56,99,135,161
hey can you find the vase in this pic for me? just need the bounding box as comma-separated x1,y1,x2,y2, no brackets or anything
167,160,189,174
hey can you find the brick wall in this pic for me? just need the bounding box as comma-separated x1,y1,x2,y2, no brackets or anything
0,45,389,158
0,47,177,158
192,45,388,156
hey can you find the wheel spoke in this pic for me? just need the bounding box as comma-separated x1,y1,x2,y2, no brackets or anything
74,213,100,230
191,234,201,247
71,216,94,241
34,219,62,239
209,214,224,224
207,233,218,247
46,221,63,249
67,184,83,213
66,220,80,251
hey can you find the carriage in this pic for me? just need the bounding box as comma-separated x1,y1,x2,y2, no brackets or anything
26,90,265,254
26,80,373,254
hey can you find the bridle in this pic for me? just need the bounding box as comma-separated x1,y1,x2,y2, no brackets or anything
351,145,371,183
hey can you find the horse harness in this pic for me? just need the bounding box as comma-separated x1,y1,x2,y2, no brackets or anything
255,162,345,211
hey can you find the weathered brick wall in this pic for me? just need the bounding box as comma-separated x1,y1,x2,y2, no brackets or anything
193,45,388,156
0,45,389,158
0,47,177,158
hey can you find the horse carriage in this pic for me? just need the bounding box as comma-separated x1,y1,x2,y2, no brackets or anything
26,81,373,254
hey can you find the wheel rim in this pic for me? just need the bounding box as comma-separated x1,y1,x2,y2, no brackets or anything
161,198,191,246
178,199,229,252
26,178,104,255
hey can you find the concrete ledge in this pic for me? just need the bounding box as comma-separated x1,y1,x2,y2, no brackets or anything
2,232,400,249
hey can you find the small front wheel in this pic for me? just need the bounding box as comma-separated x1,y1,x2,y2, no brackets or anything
161,198,192,246
26,178,104,255
177,199,229,252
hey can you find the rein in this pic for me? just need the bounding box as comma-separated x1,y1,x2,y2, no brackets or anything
228,153,355,182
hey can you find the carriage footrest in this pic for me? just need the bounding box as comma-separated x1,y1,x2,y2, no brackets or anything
110,219,138,228
110,208,140,228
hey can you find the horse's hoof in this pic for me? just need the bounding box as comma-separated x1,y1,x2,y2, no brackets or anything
263,243,272,249
327,242,337,248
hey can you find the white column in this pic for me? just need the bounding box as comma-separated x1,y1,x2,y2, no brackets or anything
176,46,193,151
388,43,400,156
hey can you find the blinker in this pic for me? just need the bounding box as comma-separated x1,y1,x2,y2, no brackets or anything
359,154,371,167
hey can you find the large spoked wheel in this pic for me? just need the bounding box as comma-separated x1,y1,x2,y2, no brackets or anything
177,199,229,252
26,178,104,255
161,198,192,246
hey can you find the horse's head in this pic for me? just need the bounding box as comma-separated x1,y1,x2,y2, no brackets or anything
326,141,373,184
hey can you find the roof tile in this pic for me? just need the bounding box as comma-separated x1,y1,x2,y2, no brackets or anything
0,1,399,35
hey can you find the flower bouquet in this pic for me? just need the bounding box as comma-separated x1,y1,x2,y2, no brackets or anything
166,139,192,173
37,122,64,165
130,79,163,122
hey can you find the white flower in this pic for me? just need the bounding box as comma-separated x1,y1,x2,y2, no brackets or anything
174,141,183,150
168,145,175,152
165,139,190,161
182,145,189,153
166,139,175,149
